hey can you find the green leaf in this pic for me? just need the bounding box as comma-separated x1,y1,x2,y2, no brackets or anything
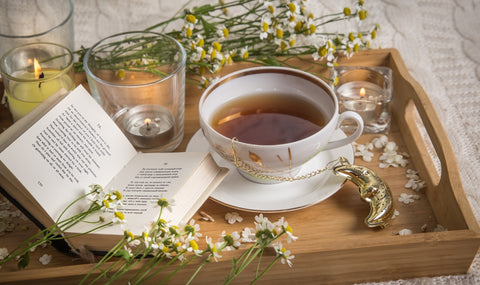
17,252,30,270
193,4,215,14
199,17,217,38
114,249,132,261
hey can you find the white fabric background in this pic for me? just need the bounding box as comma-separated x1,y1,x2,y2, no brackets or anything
72,0,480,284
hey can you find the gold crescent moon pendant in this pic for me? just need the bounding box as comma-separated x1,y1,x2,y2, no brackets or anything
333,163,395,228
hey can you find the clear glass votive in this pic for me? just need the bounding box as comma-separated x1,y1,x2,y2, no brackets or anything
84,31,186,151
332,66,393,134
0,0,74,59
0,42,75,121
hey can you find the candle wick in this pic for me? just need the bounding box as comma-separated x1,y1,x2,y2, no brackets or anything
38,72,45,88
146,122,151,131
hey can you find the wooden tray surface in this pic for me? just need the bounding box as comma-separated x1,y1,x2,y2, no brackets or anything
0,49,479,284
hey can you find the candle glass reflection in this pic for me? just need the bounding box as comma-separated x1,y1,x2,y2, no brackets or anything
84,31,186,151
0,42,75,121
333,66,393,134
0,0,74,61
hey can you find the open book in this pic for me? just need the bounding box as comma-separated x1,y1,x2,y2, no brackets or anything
0,85,228,252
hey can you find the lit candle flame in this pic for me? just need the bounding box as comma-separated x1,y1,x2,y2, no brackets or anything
359,87,366,97
33,58,42,79
144,118,152,131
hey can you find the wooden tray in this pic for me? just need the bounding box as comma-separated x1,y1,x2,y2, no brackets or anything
0,49,479,284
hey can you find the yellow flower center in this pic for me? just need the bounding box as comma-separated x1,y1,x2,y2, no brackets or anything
280,41,287,51
213,41,222,52
348,32,355,42
186,14,196,23
359,10,367,20
186,27,193,38
114,211,125,221
288,3,296,13
222,27,229,38
343,7,351,16
294,21,303,32
210,49,217,60
289,38,296,47
116,69,125,80
268,5,274,14
276,28,284,38
318,46,327,57
371,30,377,39
262,21,269,32
114,190,122,200
189,240,199,251
353,43,360,52
286,225,293,233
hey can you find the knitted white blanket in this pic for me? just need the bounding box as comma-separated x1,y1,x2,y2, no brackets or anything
71,0,479,283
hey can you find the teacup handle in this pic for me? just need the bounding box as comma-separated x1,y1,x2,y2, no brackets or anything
323,111,364,151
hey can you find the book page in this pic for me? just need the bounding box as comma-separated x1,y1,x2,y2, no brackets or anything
68,152,209,236
0,85,137,220
108,152,207,230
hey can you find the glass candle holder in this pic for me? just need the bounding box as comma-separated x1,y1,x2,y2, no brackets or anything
0,42,75,121
0,0,74,59
84,31,186,151
332,66,393,134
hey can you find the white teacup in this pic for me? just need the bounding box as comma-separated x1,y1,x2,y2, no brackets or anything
199,66,363,183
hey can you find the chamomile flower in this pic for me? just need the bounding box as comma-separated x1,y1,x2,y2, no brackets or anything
185,14,198,25
273,242,294,267
186,237,202,255
216,25,229,40
260,14,273,40
182,219,202,240
240,46,249,59
206,237,222,261
221,231,241,250
112,211,126,224
156,197,175,212
276,217,298,242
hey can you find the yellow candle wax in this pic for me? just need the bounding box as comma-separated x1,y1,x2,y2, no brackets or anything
5,69,74,121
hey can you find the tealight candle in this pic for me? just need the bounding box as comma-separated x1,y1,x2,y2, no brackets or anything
337,82,381,124
84,31,186,152
333,66,393,133
123,104,175,149
0,43,75,122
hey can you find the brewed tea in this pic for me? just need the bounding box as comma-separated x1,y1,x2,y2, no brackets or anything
211,93,326,145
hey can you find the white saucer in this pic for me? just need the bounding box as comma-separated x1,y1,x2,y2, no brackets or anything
186,129,354,213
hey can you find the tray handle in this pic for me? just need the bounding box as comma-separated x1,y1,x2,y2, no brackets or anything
387,49,480,232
